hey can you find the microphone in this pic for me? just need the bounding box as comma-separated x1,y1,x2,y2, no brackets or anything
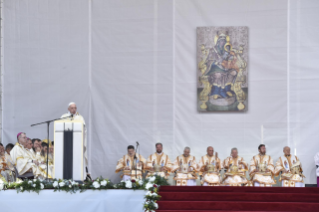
136,141,139,146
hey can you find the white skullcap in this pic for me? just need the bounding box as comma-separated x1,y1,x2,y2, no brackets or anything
68,102,76,107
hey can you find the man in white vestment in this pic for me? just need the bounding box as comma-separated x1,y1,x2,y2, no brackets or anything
115,145,146,180
5,143,14,156
32,139,42,153
26,138,36,159
172,147,198,186
249,144,276,187
198,146,223,186
10,132,48,179
274,146,305,187
222,147,248,186
34,142,54,178
4,143,15,180
61,102,88,173
146,143,172,179
0,144,15,182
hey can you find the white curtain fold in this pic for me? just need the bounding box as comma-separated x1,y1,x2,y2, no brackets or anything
2,0,319,184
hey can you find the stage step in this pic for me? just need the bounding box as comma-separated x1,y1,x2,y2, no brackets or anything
157,211,298,212
159,186,319,194
157,201,319,211
157,186,319,212
158,191,319,202
157,211,294,212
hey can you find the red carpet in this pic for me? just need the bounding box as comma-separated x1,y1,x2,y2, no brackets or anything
157,186,319,212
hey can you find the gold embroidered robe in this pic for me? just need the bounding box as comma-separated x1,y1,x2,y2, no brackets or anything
5,152,15,172
35,152,54,178
145,152,172,178
0,154,15,182
274,155,304,187
10,143,49,178
29,148,36,159
198,154,222,186
249,154,275,186
115,153,146,180
222,156,248,186
171,155,197,186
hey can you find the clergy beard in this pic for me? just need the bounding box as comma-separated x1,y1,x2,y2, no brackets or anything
156,151,162,154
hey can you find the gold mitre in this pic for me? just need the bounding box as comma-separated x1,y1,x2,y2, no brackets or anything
290,160,301,169
206,164,216,173
257,163,267,172
154,164,162,172
230,165,239,174
42,139,52,147
290,161,302,174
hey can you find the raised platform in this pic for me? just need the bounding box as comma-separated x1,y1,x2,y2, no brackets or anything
1,190,145,212
157,186,319,212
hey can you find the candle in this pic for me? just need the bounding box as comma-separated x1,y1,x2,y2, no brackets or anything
261,125,264,144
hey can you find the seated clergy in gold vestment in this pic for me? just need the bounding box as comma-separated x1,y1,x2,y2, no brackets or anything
274,146,305,187
145,143,172,179
10,132,48,179
222,147,248,186
0,144,15,182
249,144,276,187
34,142,54,179
172,147,198,186
198,146,223,186
115,145,146,180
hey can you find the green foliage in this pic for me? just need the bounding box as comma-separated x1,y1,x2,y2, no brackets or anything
0,175,169,212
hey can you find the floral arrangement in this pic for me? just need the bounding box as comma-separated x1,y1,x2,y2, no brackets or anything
78,177,113,192
0,175,168,212
142,175,168,212
0,176,8,191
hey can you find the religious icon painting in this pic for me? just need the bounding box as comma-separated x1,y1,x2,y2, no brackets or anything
197,26,248,112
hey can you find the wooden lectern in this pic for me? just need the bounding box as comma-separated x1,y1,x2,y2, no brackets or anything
54,120,85,181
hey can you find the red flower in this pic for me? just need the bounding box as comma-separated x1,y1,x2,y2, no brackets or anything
131,179,136,183
153,184,157,188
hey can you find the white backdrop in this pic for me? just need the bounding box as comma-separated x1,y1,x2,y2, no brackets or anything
2,0,319,184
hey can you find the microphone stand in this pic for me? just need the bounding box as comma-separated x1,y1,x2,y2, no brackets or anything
31,115,73,181
133,154,137,180
135,142,139,180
